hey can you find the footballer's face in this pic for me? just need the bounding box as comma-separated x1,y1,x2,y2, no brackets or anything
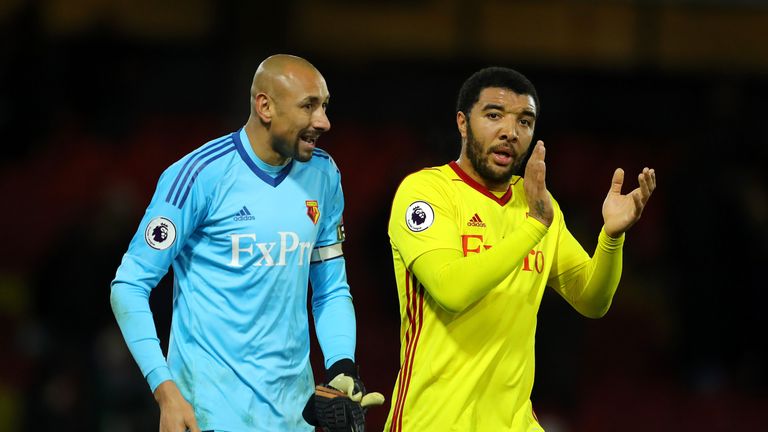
269,67,331,162
456,87,537,191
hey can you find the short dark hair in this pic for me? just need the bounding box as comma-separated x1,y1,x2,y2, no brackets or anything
456,67,539,117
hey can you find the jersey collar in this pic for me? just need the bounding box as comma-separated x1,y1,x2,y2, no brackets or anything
448,161,514,206
233,128,293,187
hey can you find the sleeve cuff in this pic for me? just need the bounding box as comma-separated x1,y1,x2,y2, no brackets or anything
598,227,625,252
521,216,549,241
326,358,357,381
147,366,173,392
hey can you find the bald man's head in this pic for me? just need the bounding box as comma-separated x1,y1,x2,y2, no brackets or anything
250,54,322,105
246,54,331,164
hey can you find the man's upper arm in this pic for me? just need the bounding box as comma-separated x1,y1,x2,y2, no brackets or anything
115,162,208,287
310,156,349,297
309,156,356,367
314,155,346,249
388,171,461,269
110,158,209,390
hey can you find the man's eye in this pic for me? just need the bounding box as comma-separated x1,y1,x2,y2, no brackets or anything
486,113,500,120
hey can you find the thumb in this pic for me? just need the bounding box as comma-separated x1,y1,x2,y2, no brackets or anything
328,374,355,397
609,168,624,194
360,392,386,408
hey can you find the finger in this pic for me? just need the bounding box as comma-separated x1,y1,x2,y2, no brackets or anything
632,189,644,213
609,168,624,194
360,392,386,408
638,170,651,203
161,417,185,432
536,147,547,184
524,142,546,186
186,414,202,432
641,167,655,192
649,168,656,191
536,140,545,163
527,141,544,164
535,142,546,179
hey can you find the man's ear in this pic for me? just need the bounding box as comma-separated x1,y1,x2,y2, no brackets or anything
456,111,468,139
254,93,273,124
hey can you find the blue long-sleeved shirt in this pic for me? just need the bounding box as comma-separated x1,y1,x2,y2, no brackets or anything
111,128,356,431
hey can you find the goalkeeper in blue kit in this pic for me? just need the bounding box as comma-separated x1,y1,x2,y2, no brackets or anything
110,54,383,432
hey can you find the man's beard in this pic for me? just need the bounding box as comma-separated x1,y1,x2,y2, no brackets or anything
465,123,521,185
292,139,313,162
273,134,312,163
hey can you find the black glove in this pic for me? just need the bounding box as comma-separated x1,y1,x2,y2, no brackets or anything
302,359,385,432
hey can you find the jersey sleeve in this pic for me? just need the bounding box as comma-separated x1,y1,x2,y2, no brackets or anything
389,170,461,268
309,155,356,369
547,209,590,288
110,159,208,391
401,172,549,313
549,222,625,318
315,156,345,248
310,257,356,368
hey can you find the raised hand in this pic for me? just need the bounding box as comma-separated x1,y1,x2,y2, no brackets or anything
602,167,656,238
154,381,201,432
524,141,554,227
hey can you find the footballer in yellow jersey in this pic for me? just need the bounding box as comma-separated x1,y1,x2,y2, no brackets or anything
384,67,656,431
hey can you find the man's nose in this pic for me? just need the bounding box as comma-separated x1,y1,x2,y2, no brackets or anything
313,109,331,132
498,119,518,142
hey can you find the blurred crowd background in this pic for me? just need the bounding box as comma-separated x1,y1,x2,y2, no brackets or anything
1,0,767,431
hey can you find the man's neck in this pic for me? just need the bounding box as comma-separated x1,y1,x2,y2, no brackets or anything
244,119,289,166
455,157,508,192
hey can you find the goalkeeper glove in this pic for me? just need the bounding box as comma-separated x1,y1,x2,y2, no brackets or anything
302,359,385,432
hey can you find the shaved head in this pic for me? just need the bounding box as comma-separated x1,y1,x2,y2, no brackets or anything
250,54,323,109
244,54,331,165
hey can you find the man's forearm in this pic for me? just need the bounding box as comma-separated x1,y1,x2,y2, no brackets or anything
412,218,549,313
311,257,356,368
111,276,170,391
561,228,624,318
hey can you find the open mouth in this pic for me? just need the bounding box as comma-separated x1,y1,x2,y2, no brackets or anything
300,133,318,146
490,147,514,166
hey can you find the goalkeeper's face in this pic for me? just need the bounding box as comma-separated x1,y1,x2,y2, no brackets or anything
269,66,331,163
458,87,537,189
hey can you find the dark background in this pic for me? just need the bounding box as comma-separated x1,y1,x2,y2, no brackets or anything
1,1,767,431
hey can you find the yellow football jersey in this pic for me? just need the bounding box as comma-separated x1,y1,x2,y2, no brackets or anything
385,162,590,432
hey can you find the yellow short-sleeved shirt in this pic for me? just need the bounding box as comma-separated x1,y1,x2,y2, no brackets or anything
384,162,589,432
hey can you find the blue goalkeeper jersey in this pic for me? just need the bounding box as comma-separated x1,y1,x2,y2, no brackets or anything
111,128,356,431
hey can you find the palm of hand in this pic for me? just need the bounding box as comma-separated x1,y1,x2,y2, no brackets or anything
602,167,656,238
603,190,642,237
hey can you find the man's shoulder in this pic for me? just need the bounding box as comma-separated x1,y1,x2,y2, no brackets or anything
389,165,457,214
399,164,452,188
299,147,340,177
162,133,238,189
168,133,237,168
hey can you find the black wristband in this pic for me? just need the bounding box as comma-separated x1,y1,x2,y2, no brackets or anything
326,358,357,382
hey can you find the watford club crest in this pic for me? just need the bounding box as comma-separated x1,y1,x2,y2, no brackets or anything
306,200,320,225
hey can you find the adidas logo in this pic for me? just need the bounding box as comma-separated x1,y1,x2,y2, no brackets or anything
467,213,486,227
233,206,256,221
